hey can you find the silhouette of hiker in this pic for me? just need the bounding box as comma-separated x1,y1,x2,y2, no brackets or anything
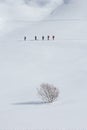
52,35,55,40
35,36,37,40
42,36,44,40
47,35,50,40
24,36,26,41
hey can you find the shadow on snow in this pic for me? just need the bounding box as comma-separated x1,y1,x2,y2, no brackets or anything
12,101,48,106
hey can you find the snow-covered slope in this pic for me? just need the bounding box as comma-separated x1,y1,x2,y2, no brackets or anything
0,0,63,35
0,0,87,129
0,0,63,21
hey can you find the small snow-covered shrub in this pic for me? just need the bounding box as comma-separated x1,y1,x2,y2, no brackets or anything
38,83,59,103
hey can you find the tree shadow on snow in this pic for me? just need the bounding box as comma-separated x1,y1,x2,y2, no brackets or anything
12,101,48,106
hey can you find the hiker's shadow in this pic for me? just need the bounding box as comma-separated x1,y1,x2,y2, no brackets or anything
12,101,47,106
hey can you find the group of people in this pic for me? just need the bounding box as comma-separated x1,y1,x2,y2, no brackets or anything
24,35,55,41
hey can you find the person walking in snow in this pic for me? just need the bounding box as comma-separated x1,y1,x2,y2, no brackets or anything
24,36,26,41
42,36,44,40
35,36,37,40
47,35,50,40
52,35,55,40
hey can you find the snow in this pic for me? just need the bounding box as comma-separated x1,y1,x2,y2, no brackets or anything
0,0,87,129
0,0,63,22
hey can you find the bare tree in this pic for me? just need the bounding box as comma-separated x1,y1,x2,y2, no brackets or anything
38,83,59,103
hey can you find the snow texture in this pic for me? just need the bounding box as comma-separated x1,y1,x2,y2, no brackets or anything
0,0,87,129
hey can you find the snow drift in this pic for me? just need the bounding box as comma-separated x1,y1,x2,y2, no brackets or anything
0,0,63,34
0,0,63,21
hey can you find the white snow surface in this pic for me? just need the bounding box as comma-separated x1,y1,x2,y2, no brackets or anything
0,0,87,129
0,0,63,22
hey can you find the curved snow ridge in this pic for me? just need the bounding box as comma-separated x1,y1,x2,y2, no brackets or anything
50,0,87,20
0,0,64,35
0,0,63,21
0,0,63,7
